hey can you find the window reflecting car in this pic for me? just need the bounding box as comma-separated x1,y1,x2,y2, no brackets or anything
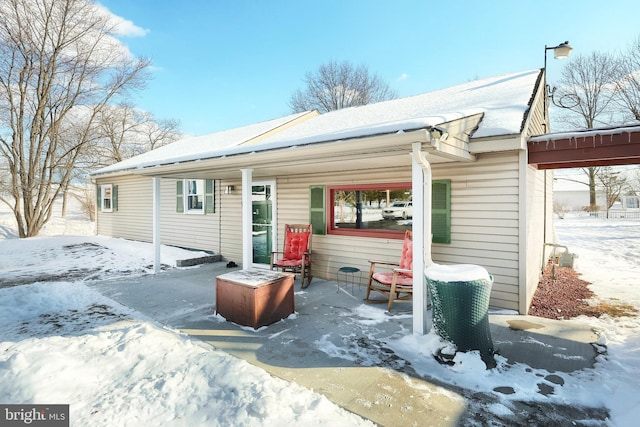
382,201,413,219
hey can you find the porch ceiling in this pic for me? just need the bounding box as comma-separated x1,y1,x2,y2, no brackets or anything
528,125,640,170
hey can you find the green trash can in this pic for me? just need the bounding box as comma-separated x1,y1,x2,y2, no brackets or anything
425,264,495,365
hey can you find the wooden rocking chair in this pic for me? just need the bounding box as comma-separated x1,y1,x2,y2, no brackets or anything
270,224,313,288
365,230,413,311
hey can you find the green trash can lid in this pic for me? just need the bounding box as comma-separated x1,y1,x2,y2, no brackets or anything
425,263,491,283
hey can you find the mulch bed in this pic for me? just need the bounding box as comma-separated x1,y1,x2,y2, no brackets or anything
529,264,605,320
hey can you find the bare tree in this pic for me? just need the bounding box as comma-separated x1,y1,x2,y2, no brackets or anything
0,0,151,237
555,51,619,129
84,103,181,168
289,60,398,113
614,35,640,122
553,200,570,219
554,51,620,208
597,167,627,218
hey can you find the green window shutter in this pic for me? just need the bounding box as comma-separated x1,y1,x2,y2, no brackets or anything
309,185,326,235
112,185,118,211
176,180,184,213
432,180,451,244
96,185,101,210
205,179,215,214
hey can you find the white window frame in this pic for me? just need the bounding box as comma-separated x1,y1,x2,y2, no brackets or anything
101,184,113,213
184,179,205,214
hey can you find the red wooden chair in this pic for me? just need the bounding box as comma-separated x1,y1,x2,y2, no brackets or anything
270,224,312,288
365,230,413,311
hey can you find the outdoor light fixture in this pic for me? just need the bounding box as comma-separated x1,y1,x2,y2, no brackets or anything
544,41,573,73
550,41,573,59
543,40,577,121
225,185,235,194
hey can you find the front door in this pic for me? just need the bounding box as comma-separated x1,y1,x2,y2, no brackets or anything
252,181,276,266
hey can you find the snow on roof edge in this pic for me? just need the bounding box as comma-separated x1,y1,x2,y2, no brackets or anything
530,123,640,142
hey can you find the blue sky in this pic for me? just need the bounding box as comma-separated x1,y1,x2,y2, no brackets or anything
100,0,640,137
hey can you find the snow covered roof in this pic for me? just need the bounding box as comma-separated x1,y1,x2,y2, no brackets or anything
94,111,313,175
257,69,540,147
93,70,541,176
529,124,640,142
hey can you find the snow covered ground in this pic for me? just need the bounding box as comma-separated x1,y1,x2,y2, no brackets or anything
1,199,639,426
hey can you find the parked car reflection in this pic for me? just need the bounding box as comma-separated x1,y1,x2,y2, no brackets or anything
381,201,413,219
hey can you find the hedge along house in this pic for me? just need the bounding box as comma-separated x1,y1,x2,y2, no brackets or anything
91,69,551,335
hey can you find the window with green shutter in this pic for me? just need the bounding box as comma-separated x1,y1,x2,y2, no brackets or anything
177,179,215,214
431,180,451,244
205,179,215,213
309,185,326,235
176,180,184,213
112,185,118,211
311,181,451,241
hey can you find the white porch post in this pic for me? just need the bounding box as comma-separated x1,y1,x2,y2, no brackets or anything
241,169,253,269
411,142,433,335
152,177,161,274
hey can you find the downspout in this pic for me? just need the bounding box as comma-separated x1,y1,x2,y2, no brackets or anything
218,179,222,256
541,170,548,273
411,141,434,335
241,169,253,269
152,177,161,273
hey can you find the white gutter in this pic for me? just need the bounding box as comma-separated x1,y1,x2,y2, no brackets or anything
411,141,434,335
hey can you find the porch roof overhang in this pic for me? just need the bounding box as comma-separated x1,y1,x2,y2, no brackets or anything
92,114,484,181
528,124,640,170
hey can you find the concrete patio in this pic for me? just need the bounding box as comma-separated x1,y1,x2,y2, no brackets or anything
89,262,608,426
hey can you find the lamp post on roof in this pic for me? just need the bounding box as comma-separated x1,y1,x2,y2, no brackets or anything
543,41,574,131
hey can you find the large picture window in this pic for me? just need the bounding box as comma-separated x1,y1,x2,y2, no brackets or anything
312,181,450,242
329,183,413,238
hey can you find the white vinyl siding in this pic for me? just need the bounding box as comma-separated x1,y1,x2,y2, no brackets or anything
160,179,219,252
96,176,235,256
434,152,521,310
96,176,152,242
522,158,553,313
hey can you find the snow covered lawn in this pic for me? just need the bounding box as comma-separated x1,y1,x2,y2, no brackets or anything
0,281,372,426
0,204,374,426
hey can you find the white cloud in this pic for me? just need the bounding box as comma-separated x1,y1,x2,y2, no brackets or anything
397,73,409,81
95,3,149,37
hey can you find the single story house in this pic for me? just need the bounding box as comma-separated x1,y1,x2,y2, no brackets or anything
90,69,554,334
554,171,640,213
